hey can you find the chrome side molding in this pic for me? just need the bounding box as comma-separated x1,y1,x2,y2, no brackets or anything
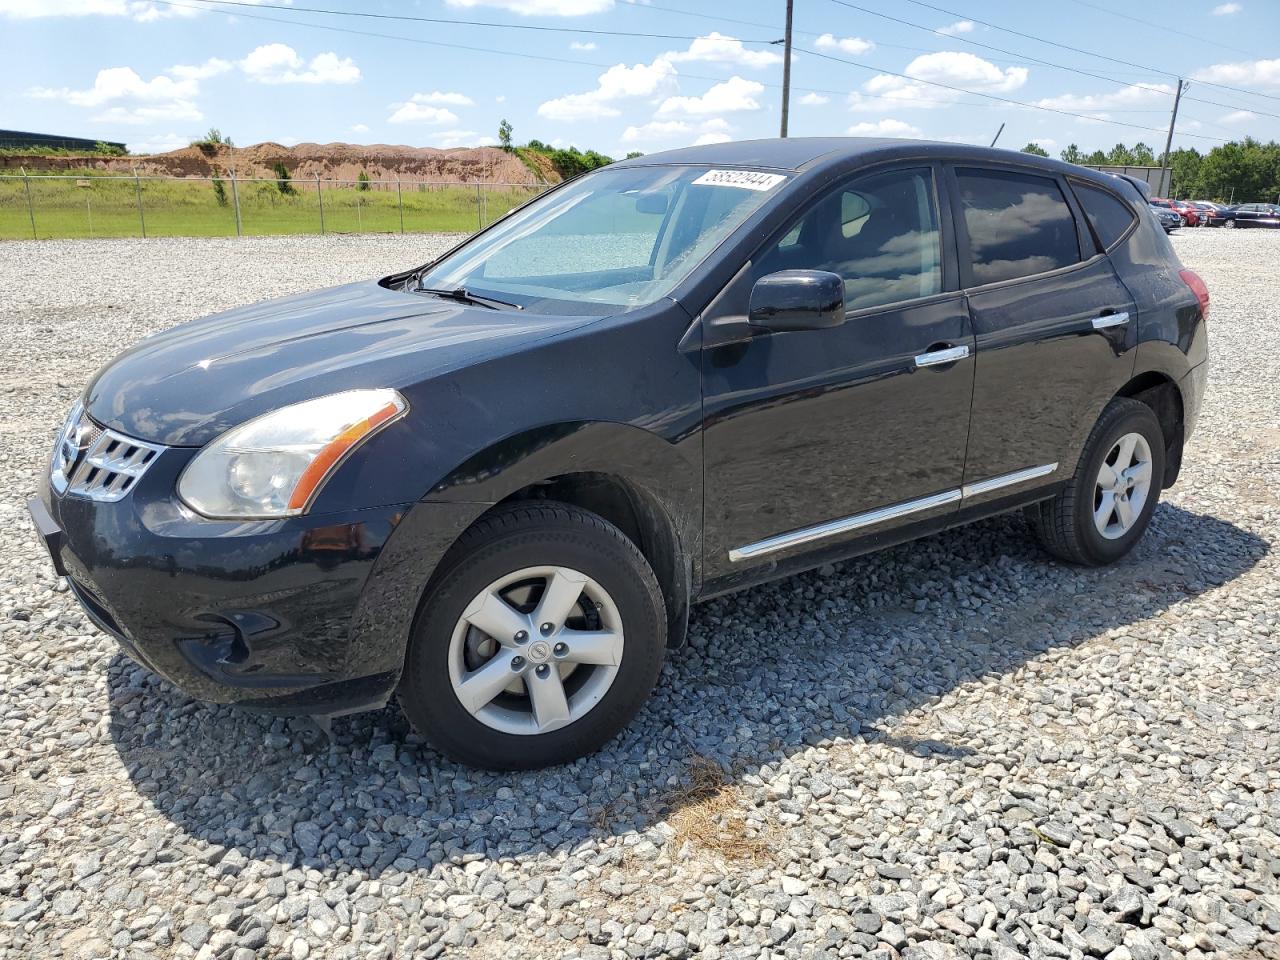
1090,312,1130,330
728,489,961,563
914,344,970,367
960,462,1058,499
727,462,1060,562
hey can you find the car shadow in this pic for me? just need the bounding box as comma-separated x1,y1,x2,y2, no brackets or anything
106,502,1267,876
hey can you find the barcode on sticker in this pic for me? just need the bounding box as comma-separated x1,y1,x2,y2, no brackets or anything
692,170,786,191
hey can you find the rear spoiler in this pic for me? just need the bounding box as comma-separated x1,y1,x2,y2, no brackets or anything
1108,172,1152,203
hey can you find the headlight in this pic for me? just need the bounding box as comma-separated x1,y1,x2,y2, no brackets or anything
177,389,407,519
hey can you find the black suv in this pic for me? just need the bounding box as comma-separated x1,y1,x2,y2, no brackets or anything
30,139,1209,769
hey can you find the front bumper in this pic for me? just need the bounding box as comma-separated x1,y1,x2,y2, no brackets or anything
28,441,429,714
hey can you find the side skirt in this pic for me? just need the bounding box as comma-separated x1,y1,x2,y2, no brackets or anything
698,479,1065,602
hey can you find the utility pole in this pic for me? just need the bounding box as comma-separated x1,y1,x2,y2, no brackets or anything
1160,78,1188,197
779,0,794,137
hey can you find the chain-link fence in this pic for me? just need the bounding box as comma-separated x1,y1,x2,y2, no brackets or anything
0,172,551,240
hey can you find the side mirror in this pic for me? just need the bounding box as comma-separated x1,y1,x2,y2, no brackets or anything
748,270,846,332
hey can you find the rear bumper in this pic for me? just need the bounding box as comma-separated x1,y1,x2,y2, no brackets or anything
1180,358,1208,444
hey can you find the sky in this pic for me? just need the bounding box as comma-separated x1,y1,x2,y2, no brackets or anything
1,0,1278,160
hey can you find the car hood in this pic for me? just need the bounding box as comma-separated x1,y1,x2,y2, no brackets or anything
85,280,596,446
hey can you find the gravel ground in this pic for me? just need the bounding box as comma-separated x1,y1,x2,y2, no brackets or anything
1,231,1277,960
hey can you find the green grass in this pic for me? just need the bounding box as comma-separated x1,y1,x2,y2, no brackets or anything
0,172,545,240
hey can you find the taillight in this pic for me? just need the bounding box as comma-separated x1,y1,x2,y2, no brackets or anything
1179,268,1209,321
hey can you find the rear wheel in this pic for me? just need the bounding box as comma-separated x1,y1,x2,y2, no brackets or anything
1225,218,1236,228
399,502,666,769
1027,398,1165,566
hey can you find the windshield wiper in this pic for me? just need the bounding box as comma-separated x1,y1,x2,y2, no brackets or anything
416,285,522,310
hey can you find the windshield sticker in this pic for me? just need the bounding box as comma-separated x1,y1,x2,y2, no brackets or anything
692,170,786,191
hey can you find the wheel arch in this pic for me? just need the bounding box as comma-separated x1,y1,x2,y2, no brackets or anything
490,473,692,648
1114,370,1185,488
362,420,700,671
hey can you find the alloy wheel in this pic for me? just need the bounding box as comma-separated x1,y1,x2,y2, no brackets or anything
446,565,624,735
1093,431,1154,540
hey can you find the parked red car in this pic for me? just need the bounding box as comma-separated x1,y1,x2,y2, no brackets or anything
1153,198,1201,226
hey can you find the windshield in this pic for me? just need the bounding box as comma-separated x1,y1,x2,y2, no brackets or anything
414,165,788,314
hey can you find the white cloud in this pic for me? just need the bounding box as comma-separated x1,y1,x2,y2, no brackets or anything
31,66,196,107
1035,81,1173,115
619,118,733,149
1033,137,1057,149
126,132,187,154
538,58,677,121
938,20,974,35
657,75,764,116
0,0,276,20
350,123,370,133
169,58,233,81
665,32,782,69
399,90,474,106
798,92,830,106
815,33,874,55
91,102,202,124
902,51,1026,92
1192,57,1280,90
570,40,597,51
387,100,461,125
622,119,692,143
847,118,922,137
444,0,613,14
434,129,487,148
1220,109,1257,123
239,44,360,85
851,51,1028,110
1212,3,1241,14
29,66,203,123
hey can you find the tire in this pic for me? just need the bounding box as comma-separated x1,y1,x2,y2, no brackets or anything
1027,398,1166,566
399,501,666,769
1224,218,1236,228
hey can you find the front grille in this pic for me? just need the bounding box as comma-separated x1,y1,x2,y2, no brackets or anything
50,402,165,503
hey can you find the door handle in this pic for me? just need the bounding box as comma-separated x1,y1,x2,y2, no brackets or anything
1090,311,1130,330
914,344,970,368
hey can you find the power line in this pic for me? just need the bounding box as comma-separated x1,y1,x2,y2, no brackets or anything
889,0,1280,103
151,0,994,111
798,47,1231,143
150,0,728,74
150,0,1236,146
175,0,781,43
1063,0,1261,58
188,0,978,64
619,0,1010,60
825,0,1280,120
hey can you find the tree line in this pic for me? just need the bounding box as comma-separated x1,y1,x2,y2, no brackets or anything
1019,138,1280,204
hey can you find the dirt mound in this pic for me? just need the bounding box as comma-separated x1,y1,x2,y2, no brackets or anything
0,141,553,185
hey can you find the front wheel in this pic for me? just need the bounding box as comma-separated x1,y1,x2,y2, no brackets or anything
1027,398,1165,566
399,502,666,769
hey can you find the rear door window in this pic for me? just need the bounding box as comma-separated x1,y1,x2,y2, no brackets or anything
955,168,1082,285
1071,181,1138,251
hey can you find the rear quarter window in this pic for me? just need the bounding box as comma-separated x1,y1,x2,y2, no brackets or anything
955,167,1082,285
1071,181,1138,251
